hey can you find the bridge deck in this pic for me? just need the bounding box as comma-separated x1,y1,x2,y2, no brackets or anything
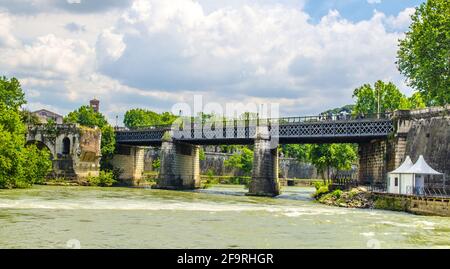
115,116,394,146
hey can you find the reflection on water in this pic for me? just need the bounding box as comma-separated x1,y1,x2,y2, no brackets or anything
0,185,449,249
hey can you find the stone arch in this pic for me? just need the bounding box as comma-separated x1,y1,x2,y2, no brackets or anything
25,140,54,160
62,137,71,155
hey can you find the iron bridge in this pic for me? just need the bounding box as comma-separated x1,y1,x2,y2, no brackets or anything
115,114,394,146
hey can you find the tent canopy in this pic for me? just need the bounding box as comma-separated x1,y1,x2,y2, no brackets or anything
389,155,443,175
390,156,414,174
409,155,443,175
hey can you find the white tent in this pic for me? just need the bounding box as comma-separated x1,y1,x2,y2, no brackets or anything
388,156,414,194
388,155,443,195
391,156,414,173
409,155,443,175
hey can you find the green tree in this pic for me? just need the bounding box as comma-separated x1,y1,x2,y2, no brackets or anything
352,83,376,115
0,76,52,189
397,0,450,106
64,105,116,171
123,108,177,128
352,80,425,115
0,76,26,109
280,144,310,162
408,92,427,109
309,144,357,181
20,109,41,125
65,105,108,128
224,147,254,176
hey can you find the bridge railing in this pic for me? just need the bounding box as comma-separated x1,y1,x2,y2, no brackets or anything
276,112,392,124
406,186,450,198
116,112,393,132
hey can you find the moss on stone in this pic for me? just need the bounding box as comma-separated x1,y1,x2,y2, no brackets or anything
161,131,172,142
373,196,408,211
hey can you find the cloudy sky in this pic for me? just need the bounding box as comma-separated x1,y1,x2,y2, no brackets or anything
0,0,423,125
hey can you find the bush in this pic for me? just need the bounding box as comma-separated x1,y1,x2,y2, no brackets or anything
331,189,342,199
152,158,160,171
86,171,116,187
202,169,219,189
22,144,52,186
312,181,330,198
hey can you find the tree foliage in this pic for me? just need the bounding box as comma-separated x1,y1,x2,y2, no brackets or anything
224,147,254,176
309,144,357,179
280,144,311,162
65,105,108,128
0,76,52,189
352,80,426,115
123,108,178,128
20,109,41,125
397,0,450,106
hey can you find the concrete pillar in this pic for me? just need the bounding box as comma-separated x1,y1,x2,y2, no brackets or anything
153,138,201,190
247,126,280,197
110,145,146,185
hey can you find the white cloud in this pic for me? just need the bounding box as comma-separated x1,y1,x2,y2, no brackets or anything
2,34,94,80
0,12,19,47
383,7,415,31
96,28,126,63
367,0,381,4
96,1,408,116
0,0,417,122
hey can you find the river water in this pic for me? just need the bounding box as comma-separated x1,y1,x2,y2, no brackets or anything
0,185,449,249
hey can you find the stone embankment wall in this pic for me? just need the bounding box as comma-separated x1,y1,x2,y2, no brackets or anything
358,105,450,185
373,193,450,217
403,106,450,183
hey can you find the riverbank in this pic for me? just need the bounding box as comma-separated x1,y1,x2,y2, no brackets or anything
313,184,450,217
314,186,375,208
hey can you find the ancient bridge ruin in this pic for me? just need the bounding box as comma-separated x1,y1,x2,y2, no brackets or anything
26,124,102,179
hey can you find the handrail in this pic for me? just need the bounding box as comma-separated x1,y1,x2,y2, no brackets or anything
115,112,393,132
406,186,450,198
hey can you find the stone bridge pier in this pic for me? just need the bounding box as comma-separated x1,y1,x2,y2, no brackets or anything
151,128,280,196
248,126,280,197
110,145,146,185
153,134,201,190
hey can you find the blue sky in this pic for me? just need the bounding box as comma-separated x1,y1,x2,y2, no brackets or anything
304,0,424,22
0,0,425,124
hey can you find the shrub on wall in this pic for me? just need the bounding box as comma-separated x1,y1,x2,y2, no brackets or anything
86,171,116,187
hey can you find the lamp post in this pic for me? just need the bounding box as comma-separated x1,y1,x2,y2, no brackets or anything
377,86,380,119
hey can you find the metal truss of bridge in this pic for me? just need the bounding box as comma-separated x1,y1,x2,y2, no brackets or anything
115,114,394,146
